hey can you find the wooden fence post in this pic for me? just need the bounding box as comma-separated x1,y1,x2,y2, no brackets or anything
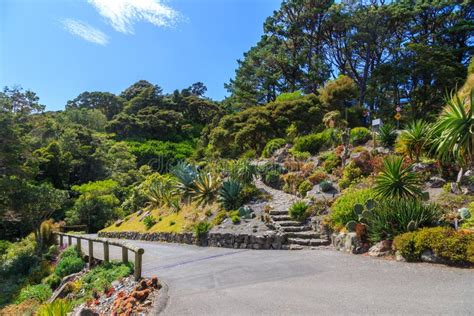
68,235,72,246
134,249,144,280
76,237,82,252
59,234,63,247
88,240,94,266
122,247,128,263
103,241,109,263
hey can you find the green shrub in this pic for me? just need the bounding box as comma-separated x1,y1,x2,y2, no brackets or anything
261,138,286,158
319,180,334,193
42,273,62,290
394,227,474,264
231,214,241,224
338,162,362,189
330,188,375,228
218,179,243,210
16,284,52,304
55,256,84,278
293,129,338,155
59,246,81,260
212,211,227,226
290,149,311,160
36,299,73,316
298,180,313,197
366,199,442,242
81,262,133,296
143,215,157,230
350,127,371,145
289,201,309,221
194,221,212,238
321,152,341,173
126,140,195,171
0,240,11,257
374,156,423,199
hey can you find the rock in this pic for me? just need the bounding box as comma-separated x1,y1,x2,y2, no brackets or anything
332,232,368,254
76,308,99,316
115,219,124,227
412,162,433,172
289,244,304,250
395,251,406,262
368,240,392,257
421,249,445,264
427,176,446,188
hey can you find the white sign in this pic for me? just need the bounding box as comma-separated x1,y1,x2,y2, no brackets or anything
372,119,382,127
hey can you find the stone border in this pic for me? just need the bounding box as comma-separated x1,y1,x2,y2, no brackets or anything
151,280,169,315
98,231,286,250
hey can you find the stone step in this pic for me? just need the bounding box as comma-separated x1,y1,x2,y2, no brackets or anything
271,215,292,221
277,221,303,227
269,210,288,216
280,226,311,232
288,238,331,246
282,231,321,239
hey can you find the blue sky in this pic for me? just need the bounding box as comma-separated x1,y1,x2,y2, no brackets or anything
0,0,280,111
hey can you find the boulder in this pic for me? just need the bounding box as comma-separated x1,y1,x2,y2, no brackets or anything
395,251,406,262
427,176,446,188
368,240,392,257
114,219,124,227
420,249,445,264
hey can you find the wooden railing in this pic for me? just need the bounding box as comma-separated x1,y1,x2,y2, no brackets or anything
56,232,145,280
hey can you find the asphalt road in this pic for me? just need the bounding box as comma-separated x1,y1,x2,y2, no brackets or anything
77,238,474,315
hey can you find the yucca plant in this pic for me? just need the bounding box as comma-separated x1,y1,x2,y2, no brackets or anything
431,89,474,169
374,156,423,199
378,124,397,147
218,179,243,210
171,161,198,198
192,172,221,206
396,120,431,162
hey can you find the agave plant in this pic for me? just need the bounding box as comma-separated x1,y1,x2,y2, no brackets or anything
374,156,423,199
396,120,431,162
378,124,397,147
218,179,243,210
431,89,474,168
171,161,198,198
192,172,221,206
145,175,179,211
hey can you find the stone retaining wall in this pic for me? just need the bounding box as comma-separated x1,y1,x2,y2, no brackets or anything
98,231,286,250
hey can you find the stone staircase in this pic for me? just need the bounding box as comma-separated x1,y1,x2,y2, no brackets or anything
268,209,330,249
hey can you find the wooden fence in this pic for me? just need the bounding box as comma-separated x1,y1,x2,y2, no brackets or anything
56,232,145,280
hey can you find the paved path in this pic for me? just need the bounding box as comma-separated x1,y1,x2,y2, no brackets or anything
77,238,474,315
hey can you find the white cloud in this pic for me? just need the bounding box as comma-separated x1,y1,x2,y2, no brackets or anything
88,0,181,34
61,19,108,45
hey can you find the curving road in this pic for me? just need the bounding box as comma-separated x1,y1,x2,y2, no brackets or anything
78,238,473,315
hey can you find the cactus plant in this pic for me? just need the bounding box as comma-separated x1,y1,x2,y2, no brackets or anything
458,208,471,220
345,220,357,232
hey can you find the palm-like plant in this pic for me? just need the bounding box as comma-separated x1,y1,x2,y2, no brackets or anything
374,156,423,199
378,124,397,147
396,120,431,162
192,172,221,206
218,179,243,210
431,90,474,168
